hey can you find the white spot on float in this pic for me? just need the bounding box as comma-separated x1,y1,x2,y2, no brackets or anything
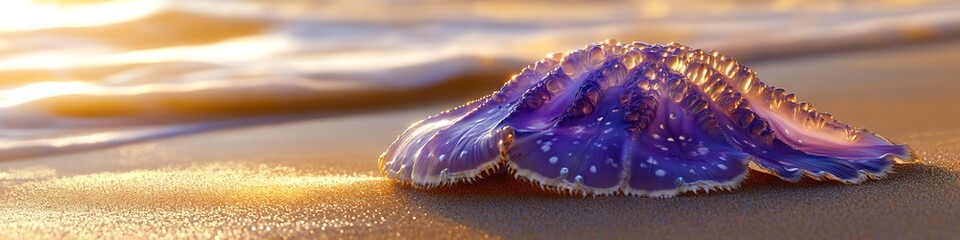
652,134,661,139
717,164,728,170
646,157,658,165
659,124,665,129
667,137,675,142
460,151,468,158
697,147,710,155
590,165,597,173
655,169,666,177
603,128,613,134
605,158,618,167
438,154,446,162
669,113,677,119
539,140,553,152
660,146,669,151
605,121,612,126
689,169,696,174
549,156,558,164
678,135,686,140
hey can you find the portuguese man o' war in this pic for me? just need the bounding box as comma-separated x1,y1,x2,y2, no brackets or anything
378,40,916,197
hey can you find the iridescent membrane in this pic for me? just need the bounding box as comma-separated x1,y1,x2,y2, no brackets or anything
378,39,916,197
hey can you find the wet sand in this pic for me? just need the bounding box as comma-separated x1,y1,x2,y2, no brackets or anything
1,40,959,238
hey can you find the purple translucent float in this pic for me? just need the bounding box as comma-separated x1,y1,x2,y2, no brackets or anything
378,40,916,197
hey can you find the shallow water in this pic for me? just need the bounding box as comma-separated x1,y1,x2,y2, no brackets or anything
1,0,959,160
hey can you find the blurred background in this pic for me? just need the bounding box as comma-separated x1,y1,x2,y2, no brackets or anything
0,0,959,162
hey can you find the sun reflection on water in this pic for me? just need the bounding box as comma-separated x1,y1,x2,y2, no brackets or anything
0,81,95,107
0,0,163,31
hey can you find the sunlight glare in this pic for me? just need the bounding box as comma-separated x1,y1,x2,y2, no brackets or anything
0,0,165,31
0,81,96,107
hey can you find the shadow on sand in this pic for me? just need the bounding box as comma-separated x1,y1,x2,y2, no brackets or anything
395,164,960,239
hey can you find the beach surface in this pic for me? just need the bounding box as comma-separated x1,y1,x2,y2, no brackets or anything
0,40,958,238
